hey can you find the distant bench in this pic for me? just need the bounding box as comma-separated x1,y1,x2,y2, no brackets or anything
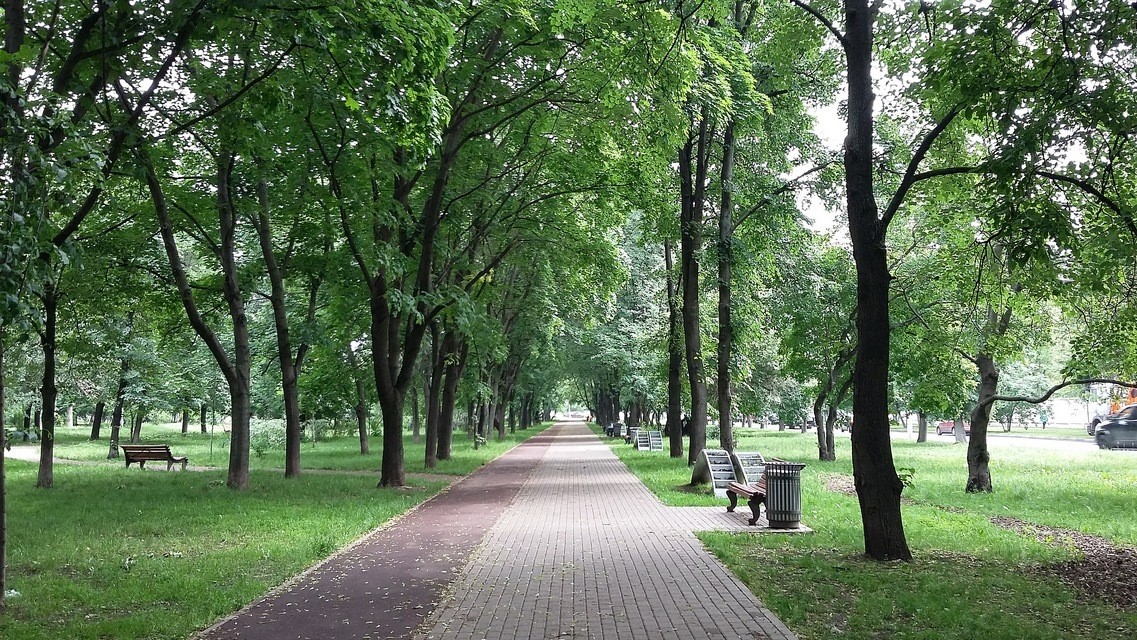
120,444,188,471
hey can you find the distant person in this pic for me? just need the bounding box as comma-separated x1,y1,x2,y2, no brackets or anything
1039,409,1048,429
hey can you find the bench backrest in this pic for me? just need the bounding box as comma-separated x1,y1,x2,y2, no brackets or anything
121,444,173,458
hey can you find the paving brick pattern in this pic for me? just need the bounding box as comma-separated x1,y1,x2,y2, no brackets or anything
417,423,798,640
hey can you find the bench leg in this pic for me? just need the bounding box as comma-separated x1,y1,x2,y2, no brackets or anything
726,490,739,513
167,461,173,471
746,494,765,526
139,460,146,470
180,460,188,471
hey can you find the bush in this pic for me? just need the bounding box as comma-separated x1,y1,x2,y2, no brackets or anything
250,419,286,458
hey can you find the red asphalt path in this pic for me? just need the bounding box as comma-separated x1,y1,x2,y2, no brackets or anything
196,426,559,640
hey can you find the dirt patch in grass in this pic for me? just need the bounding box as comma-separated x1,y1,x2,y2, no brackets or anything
992,516,1137,610
674,483,713,495
823,473,857,496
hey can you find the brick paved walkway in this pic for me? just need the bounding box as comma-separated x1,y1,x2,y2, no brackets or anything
417,422,798,640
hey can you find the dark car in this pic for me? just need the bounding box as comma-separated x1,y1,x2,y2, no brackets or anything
1087,404,1137,435
1095,404,1137,449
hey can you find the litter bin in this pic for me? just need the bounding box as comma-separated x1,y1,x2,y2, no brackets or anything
764,460,806,529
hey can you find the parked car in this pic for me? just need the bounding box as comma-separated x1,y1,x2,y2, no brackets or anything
1095,404,1137,449
935,420,970,436
1089,403,1137,435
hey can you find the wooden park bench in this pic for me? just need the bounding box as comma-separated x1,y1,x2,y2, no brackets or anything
120,444,188,471
726,475,767,526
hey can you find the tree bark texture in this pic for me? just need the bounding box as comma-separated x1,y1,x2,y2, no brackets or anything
348,348,370,455
200,403,207,433
916,411,927,443
253,172,305,478
1,331,8,603
217,151,252,490
679,125,710,466
424,325,444,468
90,401,105,440
130,409,144,444
146,145,250,489
717,121,737,452
843,0,912,561
36,283,58,488
107,356,129,459
967,354,998,493
438,335,467,460
412,384,421,444
181,408,189,434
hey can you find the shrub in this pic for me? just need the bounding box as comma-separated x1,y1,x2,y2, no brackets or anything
250,419,286,458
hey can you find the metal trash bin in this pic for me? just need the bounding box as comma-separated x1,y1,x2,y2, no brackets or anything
764,461,806,529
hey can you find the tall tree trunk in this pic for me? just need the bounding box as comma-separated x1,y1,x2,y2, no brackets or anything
966,302,1013,491
217,151,252,490
476,400,487,441
916,411,927,443
134,409,146,443
411,383,421,444
665,244,684,460
36,283,58,488
130,409,144,443
355,382,370,455
425,325,444,468
145,146,250,489
348,349,370,456
679,125,709,466
1,330,8,604
814,377,832,461
355,382,370,456
438,336,466,461
253,171,305,478
369,276,407,486
717,120,736,451
967,354,998,493
107,358,129,459
90,401,105,440
200,403,207,433
824,377,852,462
494,398,507,440
181,408,189,434
844,0,911,561
1,5,17,601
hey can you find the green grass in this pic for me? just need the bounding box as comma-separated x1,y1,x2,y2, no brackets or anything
595,426,1137,640
1,421,551,639
29,420,552,477
0,460,444,640
985,427,1093,440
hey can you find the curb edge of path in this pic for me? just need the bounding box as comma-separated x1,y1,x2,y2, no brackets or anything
193,424,561,639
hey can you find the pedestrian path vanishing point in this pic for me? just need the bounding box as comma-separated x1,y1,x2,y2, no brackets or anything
195,422,799,640
416,422,796,640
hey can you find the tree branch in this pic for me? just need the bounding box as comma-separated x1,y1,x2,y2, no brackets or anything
879,103,966,228
980,378,1137,409
790,0,847,47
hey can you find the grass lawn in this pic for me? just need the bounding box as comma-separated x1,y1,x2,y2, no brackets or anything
29,419,552,477
1,422,551,639
596,426,1137,639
